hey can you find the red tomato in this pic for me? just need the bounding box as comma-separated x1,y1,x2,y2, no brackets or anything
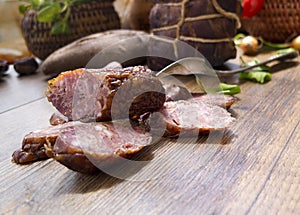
242,0,265,18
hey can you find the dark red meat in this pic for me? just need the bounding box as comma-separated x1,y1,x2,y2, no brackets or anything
164,84,192,102
189,94,237,109
12,123,71,164
161,99,235,137
12,120,152,174
13,73,237,174
49,112,69,126
164,84,237,109
45,66,166,122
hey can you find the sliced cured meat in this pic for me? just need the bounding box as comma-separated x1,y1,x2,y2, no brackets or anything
161,99,235,137
164,84,236,108
50,121,152,174
164,84,192,102
49,112,69,126
45,66,166,122
12,123,72,164
48,93,236,126
12,120,152,174
189,94,237,109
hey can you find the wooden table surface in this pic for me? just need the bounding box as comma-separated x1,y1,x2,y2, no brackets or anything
1,52,299,214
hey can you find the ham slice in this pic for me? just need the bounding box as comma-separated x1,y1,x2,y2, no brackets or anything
12,120,152,174
13,67,236,174
45,66,166,122
161,99,235,137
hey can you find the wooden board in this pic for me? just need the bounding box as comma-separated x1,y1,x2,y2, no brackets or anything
0,53,299,214
0,66,49,113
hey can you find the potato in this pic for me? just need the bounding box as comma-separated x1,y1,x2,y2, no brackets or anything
39,30,149,76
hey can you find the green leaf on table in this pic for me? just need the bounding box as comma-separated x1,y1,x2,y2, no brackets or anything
201,81,241,95
276,48,296,55
242,58,270,71
50,20,71,35
218,83,241,95
239,71,272,84
259,37,290,49
37,3,61,23
239,57,272,84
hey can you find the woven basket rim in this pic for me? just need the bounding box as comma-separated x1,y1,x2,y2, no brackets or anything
242,0,300,42
21,0,120,59
24,1,114,15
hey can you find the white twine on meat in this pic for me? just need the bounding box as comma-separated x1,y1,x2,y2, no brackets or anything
151,0,241,57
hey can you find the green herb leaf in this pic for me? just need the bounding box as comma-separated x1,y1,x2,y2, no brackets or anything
241,58,270,71
219,83,241,95
259,37,290,49
31,0,45,10
37,2,61,23
276,48,296,55
51,20,71,35
19,4,30,14
239,57,272,84
239,71,272,84
233,33,246,46
201,81,241,95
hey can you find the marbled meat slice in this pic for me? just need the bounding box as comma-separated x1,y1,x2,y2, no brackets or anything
164,84,236,108
189,94,237,109
12,123,73,164
49,112,69,126
49,121,152,174
45,66,165,122
161,99,235,137
164,84,192,102
12,120,152,174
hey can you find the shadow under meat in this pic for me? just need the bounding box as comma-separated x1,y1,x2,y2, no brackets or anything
227,107,240,119
56,170,125,194
55,127,236,194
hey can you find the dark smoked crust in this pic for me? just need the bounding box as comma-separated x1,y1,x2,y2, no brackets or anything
46,66,166,122
54,153,100,174
101,66,166,120
12,123,74,164
148,1,240,70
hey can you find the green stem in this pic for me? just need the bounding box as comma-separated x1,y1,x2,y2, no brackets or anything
259,37,290,49
63,6,71,21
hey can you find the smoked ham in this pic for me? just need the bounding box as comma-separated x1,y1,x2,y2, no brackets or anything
13,120,152,174
46,66,166,122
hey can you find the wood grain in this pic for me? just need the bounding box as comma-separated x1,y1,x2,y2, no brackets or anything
0,53,299,214
0,66,49,113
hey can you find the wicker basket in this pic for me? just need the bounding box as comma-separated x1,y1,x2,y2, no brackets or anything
242,0,300,43
21,1,120,60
